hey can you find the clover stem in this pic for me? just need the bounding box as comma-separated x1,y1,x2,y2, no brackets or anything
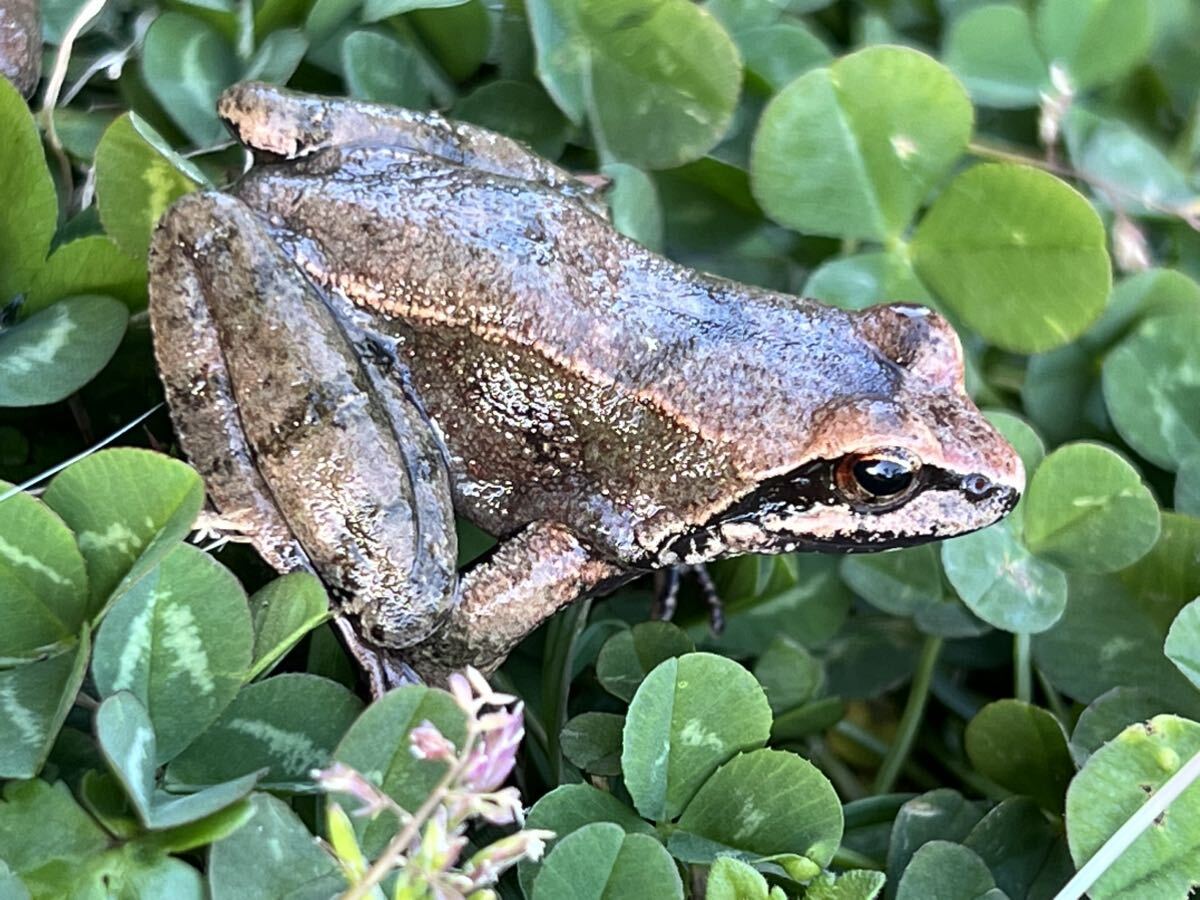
1014,632,1032,703
342,722,479,900
1037,669,1071,728
873,636,942,794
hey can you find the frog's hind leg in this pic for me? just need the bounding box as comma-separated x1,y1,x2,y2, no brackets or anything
150,190,460,669
218,81,609,219
149,191,311,575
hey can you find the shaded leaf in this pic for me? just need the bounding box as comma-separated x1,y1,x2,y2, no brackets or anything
0,77,56,302
333,684,467,855
43,448,204,612
208,793,345,899
886,789,987,898
0,779,107,883
0,634,90,778
1071,687,1174,766
596,621,694,702
95,692,259,829
454,79,570,159
0,485,88,660
25,237,147,315
560,712,623,777
752,636,822,714
92,544,253,762
519,783,656,897
1035,0,1153,90
943,3,1046,108
167,674,362,790
141,12,241,146
95,114,203,261
670,749,843,866
965,700,1074,812
532,822,683,900
895,840,1004,900
247,573,330,681
341,30,430,108
1165,598,1200,693
528,0,740,169
0,296,128,408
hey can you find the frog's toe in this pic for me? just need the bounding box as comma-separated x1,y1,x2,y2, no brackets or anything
652,563,725,635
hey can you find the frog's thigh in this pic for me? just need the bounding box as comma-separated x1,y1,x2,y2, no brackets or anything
151,191,457,649
401,521,624,685
149,191,309,574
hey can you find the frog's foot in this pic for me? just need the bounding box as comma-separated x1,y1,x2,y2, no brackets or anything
652,564,725,635
190,507,261,553
332,618,422,698
217,82,610,219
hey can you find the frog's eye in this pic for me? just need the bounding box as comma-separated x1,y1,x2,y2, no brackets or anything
836,448,921,507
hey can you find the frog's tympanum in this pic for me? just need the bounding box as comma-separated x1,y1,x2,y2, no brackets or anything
148,82,1024,691
0,0,41,98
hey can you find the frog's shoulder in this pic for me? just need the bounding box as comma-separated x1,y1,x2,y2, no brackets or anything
219,82,609,219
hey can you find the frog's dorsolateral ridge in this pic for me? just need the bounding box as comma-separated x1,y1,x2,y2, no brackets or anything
0,0,40,98
148,82,1024,691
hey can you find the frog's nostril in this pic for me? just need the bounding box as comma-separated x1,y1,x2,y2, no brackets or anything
962,474,1021,512
962,473,993,497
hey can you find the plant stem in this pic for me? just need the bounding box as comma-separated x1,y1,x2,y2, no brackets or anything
808,739,866,801
832,721,941,791
918,737,1011,803
831,846,883,871
967,139,1200,229
1014,632,1032,703
40,0,108,208
542,598,590,786
342,727,477,900
873,636,942,794
1037,668,1072,728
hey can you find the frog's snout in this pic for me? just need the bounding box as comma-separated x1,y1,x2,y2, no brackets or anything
960,472,1020,513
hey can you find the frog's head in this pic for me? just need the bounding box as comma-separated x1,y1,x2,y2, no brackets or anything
659,304,1024,564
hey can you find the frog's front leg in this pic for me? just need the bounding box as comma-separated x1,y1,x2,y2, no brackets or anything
149,191,459,653
397,521,626,687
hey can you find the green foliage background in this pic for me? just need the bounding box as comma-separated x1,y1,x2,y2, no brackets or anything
1,0,1200,897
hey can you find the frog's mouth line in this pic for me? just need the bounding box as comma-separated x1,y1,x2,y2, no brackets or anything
656,458,1019,564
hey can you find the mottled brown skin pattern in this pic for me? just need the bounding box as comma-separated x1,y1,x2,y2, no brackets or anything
149,83,1023,691
0,0,40,97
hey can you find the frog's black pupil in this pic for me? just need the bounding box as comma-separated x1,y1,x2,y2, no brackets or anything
853,458,913,497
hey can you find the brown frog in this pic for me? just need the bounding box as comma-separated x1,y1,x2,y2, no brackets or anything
148,82,1023,691
0,0,40,98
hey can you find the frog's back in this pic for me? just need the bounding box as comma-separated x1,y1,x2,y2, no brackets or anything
233,148,900,560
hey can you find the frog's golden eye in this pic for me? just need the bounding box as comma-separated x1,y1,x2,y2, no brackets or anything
836,448,921,507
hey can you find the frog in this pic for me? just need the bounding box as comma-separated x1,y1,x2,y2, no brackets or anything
148,82,1024,692
0,0,40,97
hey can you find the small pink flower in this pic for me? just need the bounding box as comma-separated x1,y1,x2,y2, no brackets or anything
311,762,392,818
449,667,517,715
463,704,524,792
465,829,556,885
411,721,458,761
